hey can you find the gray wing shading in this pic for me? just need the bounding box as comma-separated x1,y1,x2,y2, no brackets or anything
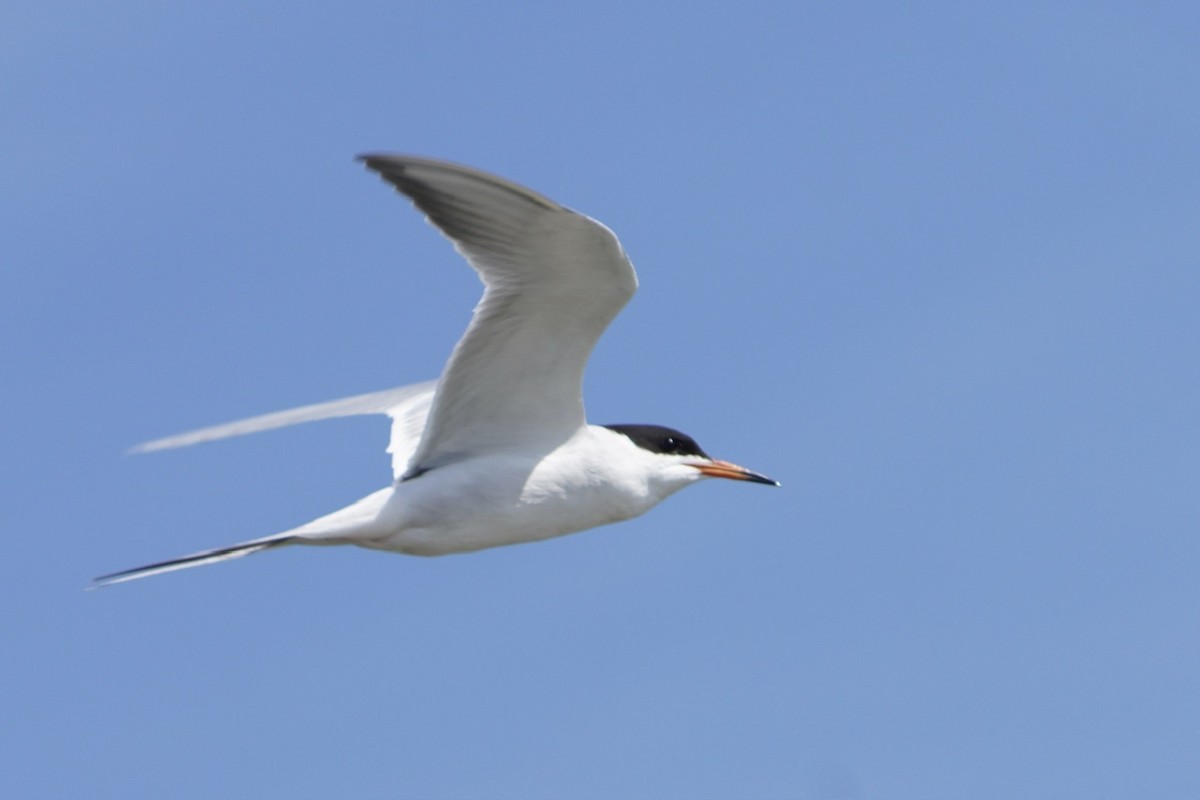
130,380,438,479
359,155,637,472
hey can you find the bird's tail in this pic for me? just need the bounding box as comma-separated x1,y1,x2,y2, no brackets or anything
91,534,300,588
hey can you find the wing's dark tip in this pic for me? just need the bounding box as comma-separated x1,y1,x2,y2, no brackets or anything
356,155,419,191
356,154,410,186
356,153,396,171
355,153,561,212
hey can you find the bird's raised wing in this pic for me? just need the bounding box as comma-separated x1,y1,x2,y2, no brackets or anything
360,155,637,473
130,380,438,479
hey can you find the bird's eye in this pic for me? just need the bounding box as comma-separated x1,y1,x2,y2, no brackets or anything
663,436,680,452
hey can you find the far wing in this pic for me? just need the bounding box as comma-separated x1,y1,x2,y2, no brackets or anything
131,380,438,479
360,155,638,472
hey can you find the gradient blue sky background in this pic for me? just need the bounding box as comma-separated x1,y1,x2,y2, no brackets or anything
5,3,1198,798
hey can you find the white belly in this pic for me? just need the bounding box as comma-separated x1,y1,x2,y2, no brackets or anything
363,448,662,556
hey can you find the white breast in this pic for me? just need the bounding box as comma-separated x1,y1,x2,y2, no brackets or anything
364,426,692,556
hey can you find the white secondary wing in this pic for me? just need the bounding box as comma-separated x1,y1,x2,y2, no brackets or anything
131,380,438,479
359,155,638,473
132,157,635,480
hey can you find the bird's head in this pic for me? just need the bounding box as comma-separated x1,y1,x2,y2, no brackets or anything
603,424,778,488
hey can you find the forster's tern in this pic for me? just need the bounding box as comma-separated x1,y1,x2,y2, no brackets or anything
96,155,777,586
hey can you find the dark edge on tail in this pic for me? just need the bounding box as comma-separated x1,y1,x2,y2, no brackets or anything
91,536,300,588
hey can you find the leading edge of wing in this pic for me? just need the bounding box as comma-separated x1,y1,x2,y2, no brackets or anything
129,380,438,454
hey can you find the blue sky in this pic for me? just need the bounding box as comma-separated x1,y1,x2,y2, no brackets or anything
4,3,1198,798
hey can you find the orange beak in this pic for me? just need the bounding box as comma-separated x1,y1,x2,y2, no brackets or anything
692,459,779,486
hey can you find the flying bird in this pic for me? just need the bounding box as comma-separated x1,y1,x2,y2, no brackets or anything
96,155,777,586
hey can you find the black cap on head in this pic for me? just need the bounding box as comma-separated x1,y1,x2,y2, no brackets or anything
603,424,710,459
